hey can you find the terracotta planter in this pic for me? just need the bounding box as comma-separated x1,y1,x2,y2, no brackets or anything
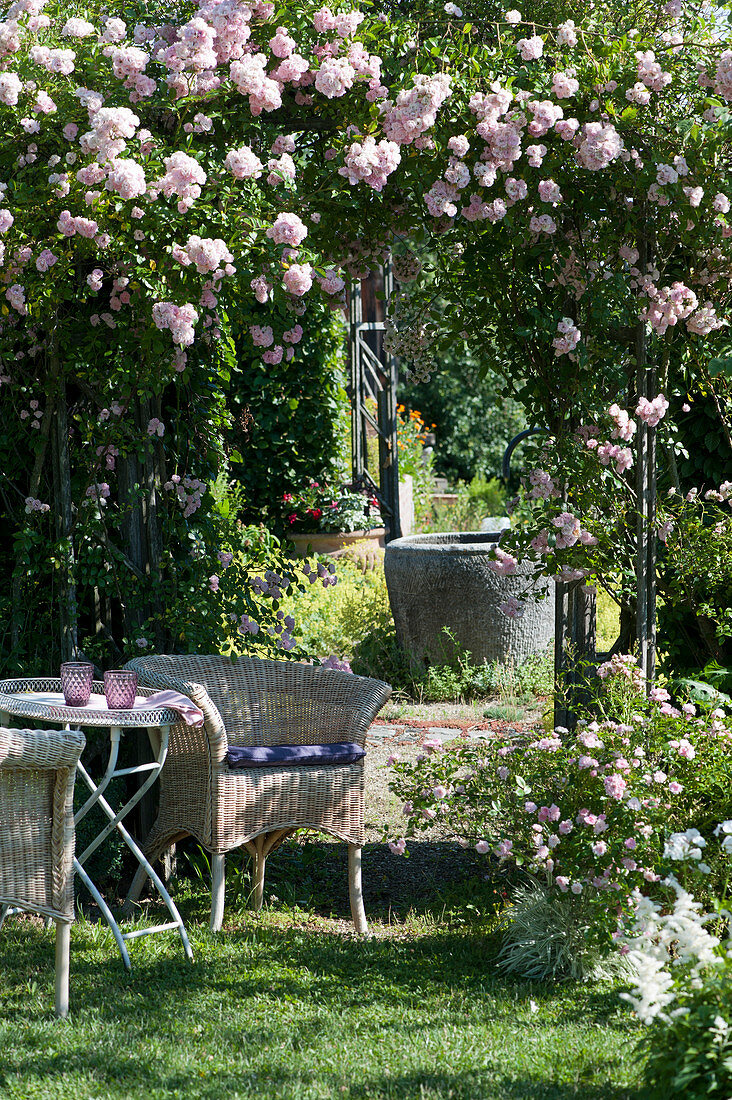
288,528,386,557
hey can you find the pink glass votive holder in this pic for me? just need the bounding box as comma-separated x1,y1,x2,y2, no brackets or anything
60,662,94,707
104,670,138,710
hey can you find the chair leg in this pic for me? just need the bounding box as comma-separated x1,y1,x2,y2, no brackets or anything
210,853,226,932
55,920,70,1019
253,836,266,912
348,844,368,935
123,863,149,914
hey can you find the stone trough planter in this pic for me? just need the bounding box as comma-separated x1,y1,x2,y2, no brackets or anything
384,531,554,666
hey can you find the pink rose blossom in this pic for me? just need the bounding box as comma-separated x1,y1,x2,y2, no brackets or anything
267,212,308,247
603,773,627,800
282,263,313,296
517,36,543,61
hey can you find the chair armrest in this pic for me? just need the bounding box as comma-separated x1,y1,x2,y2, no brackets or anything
124,660,229,763
0,727,85,771
317,675,392,746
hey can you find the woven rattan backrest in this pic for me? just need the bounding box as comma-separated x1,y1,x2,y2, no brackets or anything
229,656,390,748
0,727,85,922
126,654,391,749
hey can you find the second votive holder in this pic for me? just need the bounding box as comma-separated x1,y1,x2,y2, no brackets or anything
103,670,138,710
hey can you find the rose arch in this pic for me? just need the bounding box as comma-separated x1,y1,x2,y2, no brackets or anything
0,0,730,676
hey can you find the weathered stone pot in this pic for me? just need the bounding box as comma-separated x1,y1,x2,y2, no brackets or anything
288,527,386,557
384,531,554,666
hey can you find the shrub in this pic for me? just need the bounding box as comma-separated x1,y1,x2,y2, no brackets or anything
620,834,732,1098
596,586,621,653
425,475,507,533
229,304,351,531
387,654,732,972
284,559,393,662
397,353,527,487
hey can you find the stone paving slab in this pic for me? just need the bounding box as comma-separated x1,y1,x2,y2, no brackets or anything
367,724,399,739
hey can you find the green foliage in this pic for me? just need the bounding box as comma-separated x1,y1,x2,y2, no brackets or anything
424,476,507,533
491,407,732,669
657,491,732,675
399,356,527,485
395,404,437,530
596,587,621,653
672,661,732,704
284,559,393,660
675,390,732,488
655,393,732,674
636,967,732,1099
417,646,551,705
281,557,428,690
229,303,350,531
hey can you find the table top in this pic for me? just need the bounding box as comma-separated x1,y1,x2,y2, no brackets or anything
0,678,180,727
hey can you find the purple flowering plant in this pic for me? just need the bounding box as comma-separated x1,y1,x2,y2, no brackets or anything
387,655,732,950
128,519,338,662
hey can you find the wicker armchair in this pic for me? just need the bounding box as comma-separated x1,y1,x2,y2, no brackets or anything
124,655,391,932
0,725,85,1018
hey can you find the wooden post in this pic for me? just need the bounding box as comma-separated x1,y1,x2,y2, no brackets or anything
52,378,79,662
553,581,597,729
140,394,165,648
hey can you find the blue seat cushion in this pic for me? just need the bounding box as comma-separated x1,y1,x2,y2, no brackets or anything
225,742,366,769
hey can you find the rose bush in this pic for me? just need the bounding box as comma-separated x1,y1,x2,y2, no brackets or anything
388,654,732,957
2,0,732,674
482,397,732,659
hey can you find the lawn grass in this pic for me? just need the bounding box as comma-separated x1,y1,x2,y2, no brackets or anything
596,588,621,654
0,854,645,1100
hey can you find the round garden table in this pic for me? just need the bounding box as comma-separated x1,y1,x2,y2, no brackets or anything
0,678,193,970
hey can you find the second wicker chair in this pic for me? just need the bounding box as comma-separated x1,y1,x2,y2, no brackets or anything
124,655,391,932
0,725,86,1017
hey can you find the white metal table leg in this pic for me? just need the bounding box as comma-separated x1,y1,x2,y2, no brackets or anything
73,857,132,970
71,723,193,966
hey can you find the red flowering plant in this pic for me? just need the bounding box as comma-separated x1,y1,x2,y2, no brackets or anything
283,482,381,534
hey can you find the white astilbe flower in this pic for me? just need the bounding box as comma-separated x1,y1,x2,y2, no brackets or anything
620,876,722,1024
621,946,676,1024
